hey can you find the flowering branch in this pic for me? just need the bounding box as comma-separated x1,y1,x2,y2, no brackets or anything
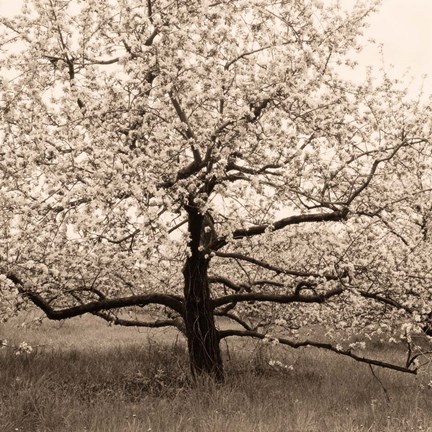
212,287,344,309
218,329,418,375
216,208,348,246
92,311,181,330
6,273,185,319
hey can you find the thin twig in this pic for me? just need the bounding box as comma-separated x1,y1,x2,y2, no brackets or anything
369,364,390,403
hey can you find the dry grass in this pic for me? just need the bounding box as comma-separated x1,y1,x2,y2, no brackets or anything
1,314,432,432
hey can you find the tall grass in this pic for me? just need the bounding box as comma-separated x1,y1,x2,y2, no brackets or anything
1,315,432,431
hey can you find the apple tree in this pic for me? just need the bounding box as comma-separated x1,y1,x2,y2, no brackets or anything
1,0,431,381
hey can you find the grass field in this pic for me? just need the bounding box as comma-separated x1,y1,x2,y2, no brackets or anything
1,314,432,432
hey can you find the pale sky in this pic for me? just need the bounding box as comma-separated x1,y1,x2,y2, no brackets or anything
354,0,432,94
365,0,432,75
0,0,431,93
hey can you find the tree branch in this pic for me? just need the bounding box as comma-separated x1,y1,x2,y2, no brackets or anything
91,229,140,245
359,290,413,314
217,207,348,246
7,273,185,318
225,44,274,70
346,140,418,206
158,158,207,188
93,311,180,329
143,26,158,46
168,91,201,162
209,275,251,292
218,329,417,374
83,56,120,65
214,252,338,280
212,287,343,309
209,275,284,291
226,161,281,176
214,311,253,331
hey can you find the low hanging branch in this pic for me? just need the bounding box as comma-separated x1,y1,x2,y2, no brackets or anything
66,291,184,331
218,329,418,375
6,272,185,319
92,311,181,330
26,291,185,320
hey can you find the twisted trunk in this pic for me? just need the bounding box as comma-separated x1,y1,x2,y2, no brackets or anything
183,206,223,381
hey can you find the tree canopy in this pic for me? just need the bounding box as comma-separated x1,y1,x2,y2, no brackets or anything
1,0,431,380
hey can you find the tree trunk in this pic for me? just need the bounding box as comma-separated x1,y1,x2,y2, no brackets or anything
183,206,224,381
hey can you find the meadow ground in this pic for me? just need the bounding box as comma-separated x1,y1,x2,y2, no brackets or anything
1,313,432,432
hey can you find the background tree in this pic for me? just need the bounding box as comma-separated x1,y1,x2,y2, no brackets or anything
0,0,431,381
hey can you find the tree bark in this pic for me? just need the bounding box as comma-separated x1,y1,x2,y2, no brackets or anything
183,205,224,381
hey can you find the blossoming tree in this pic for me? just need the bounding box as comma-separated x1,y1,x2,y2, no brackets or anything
1,0,431,381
